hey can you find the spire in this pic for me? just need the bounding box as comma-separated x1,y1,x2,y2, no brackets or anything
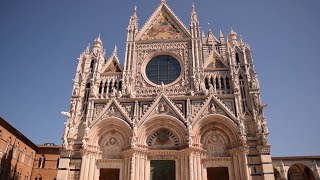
128,5,138,29
133,5,137,18
219,30,225,43
113,45,117,55
112,45,120,63
240,35,244,45
207,28,214,43
220,30,224,38
95,34,102,44
228,27,237,45
191,3,198,22
93,34,103,53
202,30,205,38
85,43,90,54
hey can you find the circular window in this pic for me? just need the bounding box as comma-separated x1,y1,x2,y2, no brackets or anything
146,55,181,85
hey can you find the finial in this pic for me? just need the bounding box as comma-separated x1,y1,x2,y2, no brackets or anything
230,27,237,35
161,0,166,4
202,30,205,38
240,35,244,44
133,5,137,17
85,43,90,53
113,45,117,54
95,34,102,44
220,30,224,38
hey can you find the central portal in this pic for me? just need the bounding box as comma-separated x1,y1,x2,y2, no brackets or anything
99,168,120,180
207,167,229,180
150,160,175,180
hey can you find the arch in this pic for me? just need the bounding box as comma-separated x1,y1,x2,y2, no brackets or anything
274,168,281,180
193,114,240,147
288,163,315,180
88,117,132,147
137,116,188,147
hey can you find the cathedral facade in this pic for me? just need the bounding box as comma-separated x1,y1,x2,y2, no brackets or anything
57,1,274,180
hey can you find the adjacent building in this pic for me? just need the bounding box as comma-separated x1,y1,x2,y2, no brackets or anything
0,117,60,180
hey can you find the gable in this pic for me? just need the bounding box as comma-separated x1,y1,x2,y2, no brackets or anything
191,95,238,125
138,93,185,127
105,59,122,73
204,51,228,70
90,99,132,128
137,3,191,41
101,52,123,74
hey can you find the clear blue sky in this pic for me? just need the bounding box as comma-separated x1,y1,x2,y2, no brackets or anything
0,0,319,156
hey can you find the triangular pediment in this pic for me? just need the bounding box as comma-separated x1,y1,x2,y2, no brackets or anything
191,95,238,125
137,2,191,41
138,93,186,127
101,51,122,74
204,51,228,70
90,98,132,128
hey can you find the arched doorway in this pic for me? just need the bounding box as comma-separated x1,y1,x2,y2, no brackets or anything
288,164,315,180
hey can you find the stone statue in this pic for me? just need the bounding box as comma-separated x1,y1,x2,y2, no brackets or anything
82,138,87,148
253,94,260,110
109,107,116,115
209,84,214,93
70,100,76,116
63,124,69,146
210,104,216,113
73,86,79,96
68,125,75,138
117,90,122,98
261,133,268,145
90,85,97,97
200,82,208,95
262,120,269,134
161,82,165,92
251,76,259,89
84,126,90,137
256,119,262,134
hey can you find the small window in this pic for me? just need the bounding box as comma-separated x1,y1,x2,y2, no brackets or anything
236,53,240,64
38,155,46,168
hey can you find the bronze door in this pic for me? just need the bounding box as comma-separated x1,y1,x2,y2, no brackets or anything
99,168,120,180
207,167,229,180
150,160,175,180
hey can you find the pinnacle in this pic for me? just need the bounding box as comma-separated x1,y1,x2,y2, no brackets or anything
113,45,117,55
220,30,224,38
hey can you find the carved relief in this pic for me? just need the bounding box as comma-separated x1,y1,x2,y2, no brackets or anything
203,131,229,157
100,135,123,159
94,104,105,118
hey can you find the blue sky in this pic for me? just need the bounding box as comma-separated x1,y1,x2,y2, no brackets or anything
0,0,319,156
